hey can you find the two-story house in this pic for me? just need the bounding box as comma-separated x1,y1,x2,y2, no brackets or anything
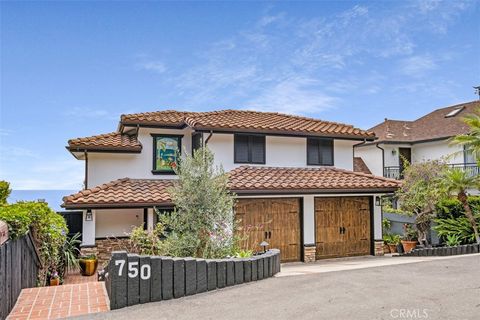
354,100,480,180
62,110,399,263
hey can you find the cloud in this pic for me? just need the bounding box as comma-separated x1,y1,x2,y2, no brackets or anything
135,61,167,74
399,55,438,77
0,128,12,136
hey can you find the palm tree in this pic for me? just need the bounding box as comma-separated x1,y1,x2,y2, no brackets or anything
442,168,480,244
452,110,480,164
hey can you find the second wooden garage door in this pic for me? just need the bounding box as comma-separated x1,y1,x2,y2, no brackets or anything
235,198,301,262
315,197,371,259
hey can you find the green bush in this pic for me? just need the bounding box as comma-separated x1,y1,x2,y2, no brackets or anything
435,196,480,219
0,180,11,205
0,201,68,283
433,214,480,244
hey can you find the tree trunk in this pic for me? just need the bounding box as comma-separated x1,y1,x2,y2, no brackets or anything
458,192,480,244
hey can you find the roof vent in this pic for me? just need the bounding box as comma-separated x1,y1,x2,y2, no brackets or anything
445,106,465,118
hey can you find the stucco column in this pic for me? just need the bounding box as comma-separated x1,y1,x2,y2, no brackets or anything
82,209,96,247
373,196,384,256
147,208,155,231
302,196,316,262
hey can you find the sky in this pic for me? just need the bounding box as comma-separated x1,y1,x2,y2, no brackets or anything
1,0,479,190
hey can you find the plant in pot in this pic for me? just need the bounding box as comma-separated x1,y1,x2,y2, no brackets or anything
382,234,391,254
387,234,402,253
79,254,98,276
401,224,418,253
49,270,60,286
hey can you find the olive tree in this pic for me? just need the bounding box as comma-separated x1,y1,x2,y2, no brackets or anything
396,160,447,245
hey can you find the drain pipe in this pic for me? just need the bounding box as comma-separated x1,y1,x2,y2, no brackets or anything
204,130,213,145
376,143,385,176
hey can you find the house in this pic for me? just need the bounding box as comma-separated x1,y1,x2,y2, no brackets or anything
62,110,400,263
354,100,480,180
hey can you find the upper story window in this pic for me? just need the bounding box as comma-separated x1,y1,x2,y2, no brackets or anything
234,134,265,164
307,138,334,166
151,134,183,174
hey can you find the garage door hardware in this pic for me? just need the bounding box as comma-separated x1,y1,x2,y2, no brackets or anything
339,227,346,234
264,231,272,239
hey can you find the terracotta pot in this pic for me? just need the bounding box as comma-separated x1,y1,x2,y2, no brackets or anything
388,244,398,253
50,278,60,286
401,240,417,253
79,258,98,276
383,244,391,254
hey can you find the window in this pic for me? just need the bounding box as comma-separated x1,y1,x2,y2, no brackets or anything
464,146,476,164
234,134,265,164
307,138,334,166
191,132,203,155
151,134,182,174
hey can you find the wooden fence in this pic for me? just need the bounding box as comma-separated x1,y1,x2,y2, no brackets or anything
0,232,41,320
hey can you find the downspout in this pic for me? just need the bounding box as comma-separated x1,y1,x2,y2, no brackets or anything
84,151,88,190
376,143,385,177
204,130,213,145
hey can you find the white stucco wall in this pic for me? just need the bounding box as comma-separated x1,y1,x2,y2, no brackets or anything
87,131,358,186
411,140,464,164
87,127,192,187
95,208,143,238
354,145,383,177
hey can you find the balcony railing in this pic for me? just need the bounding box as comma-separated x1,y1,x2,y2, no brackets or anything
384,163,480,180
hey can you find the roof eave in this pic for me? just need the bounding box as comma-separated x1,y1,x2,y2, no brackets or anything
62,202,174,209
231,187,398,195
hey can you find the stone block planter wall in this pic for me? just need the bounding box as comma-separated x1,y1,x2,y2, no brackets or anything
403,243,480,257
105,249,281,310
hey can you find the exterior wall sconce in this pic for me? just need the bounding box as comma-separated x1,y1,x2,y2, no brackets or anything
85,210,93,221
392,149,397,156
375,196,382,206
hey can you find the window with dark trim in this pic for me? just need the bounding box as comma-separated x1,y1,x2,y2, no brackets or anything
234,134,266,164
307,138,334,166
151,134,183,174
191,132,203,155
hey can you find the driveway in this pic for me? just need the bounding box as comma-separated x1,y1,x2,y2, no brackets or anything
72,255,480,320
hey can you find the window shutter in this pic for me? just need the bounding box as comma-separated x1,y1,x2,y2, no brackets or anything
250,135,265,164
319,139,334,165
234,135,249,163
307,138,320,165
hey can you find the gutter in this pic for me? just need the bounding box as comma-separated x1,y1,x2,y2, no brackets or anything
376,143,385,176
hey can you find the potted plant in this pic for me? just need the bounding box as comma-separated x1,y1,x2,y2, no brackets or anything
382,234,391,254
385,234,401,253
79,254,98,276
49,271,60,286
401,224,418,253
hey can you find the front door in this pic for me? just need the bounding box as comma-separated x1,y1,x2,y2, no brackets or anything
235,198,301,262
315,197,371,259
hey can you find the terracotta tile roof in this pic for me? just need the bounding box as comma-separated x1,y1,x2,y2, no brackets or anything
67,132,142,152
63,166,399,208
62,178,173,208
370,100,480,144
228,166,400,193
121,109,375,139
353,157,372,175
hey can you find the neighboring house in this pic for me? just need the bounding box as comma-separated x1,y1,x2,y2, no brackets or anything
355,101,480,180
62,110,400,263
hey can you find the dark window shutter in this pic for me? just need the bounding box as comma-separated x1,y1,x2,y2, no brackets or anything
234,135,249,163
250,135,265,164
319,139,334,165
307,139,320,165
192,133,202,155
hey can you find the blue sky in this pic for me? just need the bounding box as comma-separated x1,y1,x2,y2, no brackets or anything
1,0,479,190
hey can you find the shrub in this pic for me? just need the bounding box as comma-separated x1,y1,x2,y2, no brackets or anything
0,201,68,283
433,214,480,244
435,196,480,219
0,180,11,205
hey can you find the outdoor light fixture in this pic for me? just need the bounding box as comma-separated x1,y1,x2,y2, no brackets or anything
85,210,93,221
375,196,381,206
260,241,269,253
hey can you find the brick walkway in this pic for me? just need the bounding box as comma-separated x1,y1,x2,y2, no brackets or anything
7,282,109,320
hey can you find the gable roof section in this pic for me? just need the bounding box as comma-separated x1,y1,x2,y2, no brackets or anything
62,166,400,208
228,166,400,194
62,178,173,208
67,132,142,152
370,100,480,144
120,109,375,139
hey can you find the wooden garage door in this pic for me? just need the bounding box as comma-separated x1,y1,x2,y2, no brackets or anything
315,197,371,259
235,198,301,262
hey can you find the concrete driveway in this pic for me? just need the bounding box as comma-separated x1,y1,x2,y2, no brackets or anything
72,254,480,320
